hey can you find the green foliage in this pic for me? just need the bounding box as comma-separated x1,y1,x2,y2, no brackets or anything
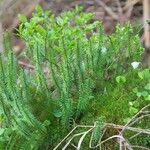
0,51,51,149
91,117,105,147
116,75,126,84
0,5,148,149
130,69,150,116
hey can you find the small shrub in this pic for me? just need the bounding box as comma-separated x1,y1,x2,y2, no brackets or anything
0,5,147,149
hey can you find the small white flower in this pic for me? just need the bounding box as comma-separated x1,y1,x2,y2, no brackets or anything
131,61,140,69
81,61,85,71
101,47,107,54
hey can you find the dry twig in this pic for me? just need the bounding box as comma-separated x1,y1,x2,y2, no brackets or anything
95,0,119,20
54,104,150,150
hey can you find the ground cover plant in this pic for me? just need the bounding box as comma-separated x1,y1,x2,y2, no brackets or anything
0,5,150,149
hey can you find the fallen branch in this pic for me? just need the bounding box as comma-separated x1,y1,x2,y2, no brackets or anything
95,0,119,20
54,104,150,150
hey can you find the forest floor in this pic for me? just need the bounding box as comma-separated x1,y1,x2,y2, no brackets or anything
1,1,150,149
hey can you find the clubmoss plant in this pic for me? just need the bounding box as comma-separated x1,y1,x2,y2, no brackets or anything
0,5,148,149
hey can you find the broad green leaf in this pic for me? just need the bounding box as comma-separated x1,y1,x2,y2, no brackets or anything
132,101,140,107
141,91,148,97
144,83,150,90
116,76,126,84
53,109,62,118
133,87,138,93
138,71,143,79
18,14,27,23
0,129,4,136
43,120,50,126
129,102,133,106
35,5,43,14
145,95,150,101
129,107,138,115
136,92,142,97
